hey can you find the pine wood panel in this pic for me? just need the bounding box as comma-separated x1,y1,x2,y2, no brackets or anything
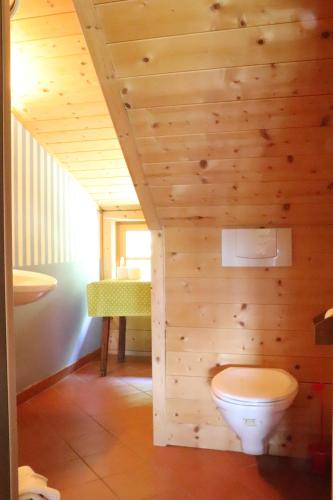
26,115,113,134
144,155,333,184
137,126,333,163
66,159,127,171
109,20,333,77
109,316,151,354
38,127,118,144
157,203,333,227
166,397,332,435
80,176,132,187
103,208,145,221
57,150,125,162
166,302,326,331
74,0,160,225
73,169,129,179
164,421,322,458
96,0,333,43
163,223,333,454
15,101,108,121
117,59,333,109
11,12,81,42
166,376,331,405
151,180,333,207
164,226,333,278
12,0,137,208
130,95,333,138
165,226,333,253
165,252,333,280
166,327,333,358
151,230,168,445
74,0,333,458
13,35,88,59
167,351,333,383
165,277,333,306
14,0,74,19
48,138,120,154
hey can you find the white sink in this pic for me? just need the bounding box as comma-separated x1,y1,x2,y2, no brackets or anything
13,269,57,305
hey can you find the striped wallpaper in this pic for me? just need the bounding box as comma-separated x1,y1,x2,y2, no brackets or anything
11,115,99,268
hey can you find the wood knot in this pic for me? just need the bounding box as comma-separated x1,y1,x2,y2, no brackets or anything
200,159,208,169
210,2,221,10
260,129,271,141
124,102,131,109
321,31,331,39
194,425,200,433
241,303,247,310
276,337,282,342
257,38,265,45
287,155,294,163
282,203,290,211
142,56,150,63
121,88,128,95
294,364,300,370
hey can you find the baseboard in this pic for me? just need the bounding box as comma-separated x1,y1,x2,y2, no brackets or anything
109,349,151,357
17,349,100,404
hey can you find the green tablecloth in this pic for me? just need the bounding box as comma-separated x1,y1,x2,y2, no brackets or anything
87,280,151,317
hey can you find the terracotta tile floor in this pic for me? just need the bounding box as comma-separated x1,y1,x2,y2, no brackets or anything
18,356,331,500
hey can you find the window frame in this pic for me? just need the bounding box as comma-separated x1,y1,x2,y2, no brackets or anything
116,222,151,279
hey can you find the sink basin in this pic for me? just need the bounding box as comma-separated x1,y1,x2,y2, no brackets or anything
13,269,57,305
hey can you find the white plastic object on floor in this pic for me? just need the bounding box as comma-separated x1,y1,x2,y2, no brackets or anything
18,466,60,500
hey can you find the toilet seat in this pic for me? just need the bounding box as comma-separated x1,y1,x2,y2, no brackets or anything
211,367,298,405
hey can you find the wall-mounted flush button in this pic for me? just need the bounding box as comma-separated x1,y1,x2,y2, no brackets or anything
222,228,292,267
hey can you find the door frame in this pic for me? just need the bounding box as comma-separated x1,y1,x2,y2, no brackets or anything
1,1,18,498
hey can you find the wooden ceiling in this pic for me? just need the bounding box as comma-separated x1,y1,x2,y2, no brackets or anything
74,0,333,229
10,0,139,208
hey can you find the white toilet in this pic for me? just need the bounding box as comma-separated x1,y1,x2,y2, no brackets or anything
211,367,298,455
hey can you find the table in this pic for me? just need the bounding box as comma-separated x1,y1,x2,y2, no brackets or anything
86,280,151,376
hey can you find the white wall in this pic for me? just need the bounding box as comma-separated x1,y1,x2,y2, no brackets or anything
12,116,102,392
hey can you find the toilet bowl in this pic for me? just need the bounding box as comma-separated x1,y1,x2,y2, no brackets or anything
211,367,298,455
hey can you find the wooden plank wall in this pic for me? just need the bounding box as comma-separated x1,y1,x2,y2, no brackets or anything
164,226,333,456
74,0,333,456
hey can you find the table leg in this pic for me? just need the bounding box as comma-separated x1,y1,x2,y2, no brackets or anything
118,316,126,362
100,317,111,376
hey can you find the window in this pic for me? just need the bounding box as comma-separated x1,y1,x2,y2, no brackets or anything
117,222,151,281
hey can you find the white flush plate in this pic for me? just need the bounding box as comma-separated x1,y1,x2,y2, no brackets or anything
222,228,292,267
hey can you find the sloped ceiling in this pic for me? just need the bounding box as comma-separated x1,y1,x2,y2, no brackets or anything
74,0,333,229
10,0,139,208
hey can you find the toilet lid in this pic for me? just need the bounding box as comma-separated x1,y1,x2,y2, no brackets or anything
211,367,298,404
